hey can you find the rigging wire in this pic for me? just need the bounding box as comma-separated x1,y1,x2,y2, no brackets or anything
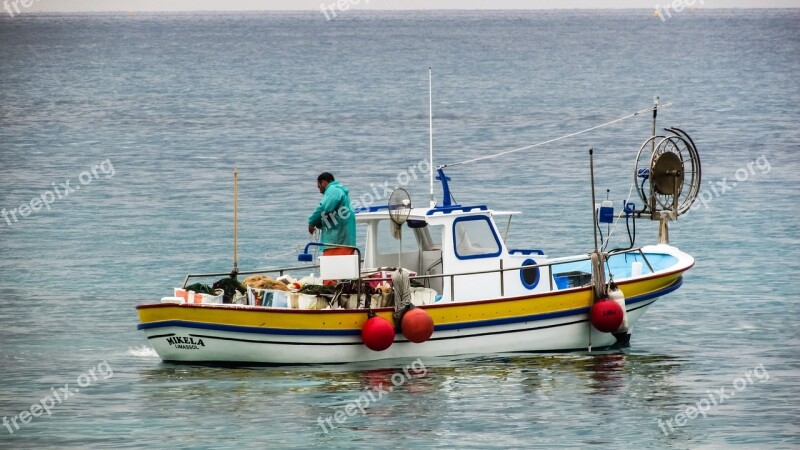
441,103,672,168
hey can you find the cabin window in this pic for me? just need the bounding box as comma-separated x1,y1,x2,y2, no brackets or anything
356,222,368,250
424,225,444,250
452,216,502,260
377,219,419,255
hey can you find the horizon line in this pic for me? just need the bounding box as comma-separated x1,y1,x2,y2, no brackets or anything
12,7,800,13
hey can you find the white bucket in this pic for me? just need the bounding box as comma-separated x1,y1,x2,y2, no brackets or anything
337,293,360,310
299,293,325,309
288,292,300,309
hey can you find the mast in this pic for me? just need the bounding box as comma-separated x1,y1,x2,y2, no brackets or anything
429,67,435,208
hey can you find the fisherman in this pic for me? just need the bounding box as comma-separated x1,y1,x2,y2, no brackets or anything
308,172,356,255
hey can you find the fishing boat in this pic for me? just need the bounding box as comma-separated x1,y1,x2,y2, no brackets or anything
136,90,702,365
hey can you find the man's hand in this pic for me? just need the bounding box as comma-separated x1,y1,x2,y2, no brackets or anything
308,224,316,235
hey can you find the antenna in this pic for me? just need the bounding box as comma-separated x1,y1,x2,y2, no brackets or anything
652,95,659,154
428,67,435,208
589,149,599,254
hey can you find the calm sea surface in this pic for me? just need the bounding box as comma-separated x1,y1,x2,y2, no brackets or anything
0,9,798,449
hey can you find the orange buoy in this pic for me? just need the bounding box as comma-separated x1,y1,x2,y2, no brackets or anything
361,316,395,351
590,298,624,333
401,308,434,343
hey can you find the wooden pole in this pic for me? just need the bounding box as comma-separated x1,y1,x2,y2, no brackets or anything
233,167,239,275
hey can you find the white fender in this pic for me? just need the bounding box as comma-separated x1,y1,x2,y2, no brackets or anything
609,287,629,333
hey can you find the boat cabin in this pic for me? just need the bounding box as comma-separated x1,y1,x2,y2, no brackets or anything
355,202,552,303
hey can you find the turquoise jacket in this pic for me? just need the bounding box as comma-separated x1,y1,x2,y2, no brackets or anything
308,181,356,249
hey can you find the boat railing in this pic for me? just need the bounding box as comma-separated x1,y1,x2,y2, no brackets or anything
365,247,654,301
181,264,320,288
180,247,654,301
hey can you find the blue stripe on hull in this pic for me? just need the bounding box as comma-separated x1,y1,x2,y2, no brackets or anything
138,277,682,336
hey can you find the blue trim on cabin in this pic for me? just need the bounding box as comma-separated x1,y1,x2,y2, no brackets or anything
427,205,488,215
451,215,503,260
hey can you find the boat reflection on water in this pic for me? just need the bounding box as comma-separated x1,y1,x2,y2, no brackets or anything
132,352,688,440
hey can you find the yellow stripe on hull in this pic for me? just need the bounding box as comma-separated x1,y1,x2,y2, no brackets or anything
137,271,682,331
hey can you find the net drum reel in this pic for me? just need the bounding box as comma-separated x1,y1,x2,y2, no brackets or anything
634,127,701,244
388,187,412,266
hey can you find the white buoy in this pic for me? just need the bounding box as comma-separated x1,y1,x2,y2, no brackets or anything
609,286,629,333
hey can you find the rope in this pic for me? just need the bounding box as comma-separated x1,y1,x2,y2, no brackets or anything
392,269,412,309
392,269,413,330
590,252,608,300
441,103,672,168
263,245,305,259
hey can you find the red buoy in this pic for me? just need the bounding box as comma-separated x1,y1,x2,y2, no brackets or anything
590,298,624,333
401,308,434,343
361,316,395,351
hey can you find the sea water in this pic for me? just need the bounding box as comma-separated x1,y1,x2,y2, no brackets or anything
0,10,798,448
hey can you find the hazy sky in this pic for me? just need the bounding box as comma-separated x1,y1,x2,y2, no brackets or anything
23,0,800,12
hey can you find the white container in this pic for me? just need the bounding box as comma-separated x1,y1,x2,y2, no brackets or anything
410,288,437,306
319,254,359,280
298,293,319,309
200,292,223,304
160,296,184,304
232,291,247,305
288,292,300,309
337,293,366,310
631,261,644,277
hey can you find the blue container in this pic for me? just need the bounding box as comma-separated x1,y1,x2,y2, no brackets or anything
599,205,614,224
